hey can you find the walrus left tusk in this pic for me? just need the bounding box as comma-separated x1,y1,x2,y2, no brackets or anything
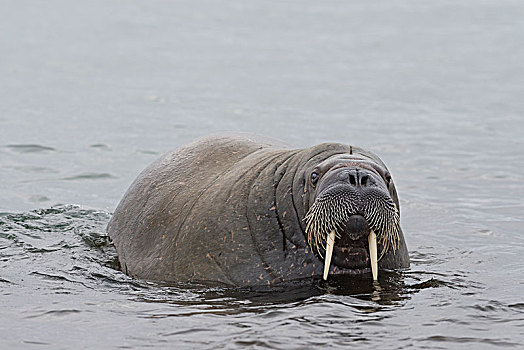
368,230,378,281
323,230,336,280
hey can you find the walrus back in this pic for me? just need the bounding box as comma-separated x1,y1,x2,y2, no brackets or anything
107,135,286,282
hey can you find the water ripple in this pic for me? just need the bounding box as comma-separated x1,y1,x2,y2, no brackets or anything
5,144,56,153
63,173,117,181
0,205,522,349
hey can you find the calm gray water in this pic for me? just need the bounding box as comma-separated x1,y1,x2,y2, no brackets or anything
1,0,523,348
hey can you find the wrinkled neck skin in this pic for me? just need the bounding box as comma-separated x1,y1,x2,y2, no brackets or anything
249,143,360,282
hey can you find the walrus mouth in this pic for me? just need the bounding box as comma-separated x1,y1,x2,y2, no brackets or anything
304,184,400,281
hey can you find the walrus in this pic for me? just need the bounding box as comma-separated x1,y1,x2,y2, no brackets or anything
107,134,409,286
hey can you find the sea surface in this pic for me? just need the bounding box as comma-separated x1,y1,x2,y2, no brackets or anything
1,1,523,349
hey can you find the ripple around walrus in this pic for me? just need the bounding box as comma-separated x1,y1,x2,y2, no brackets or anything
0,204,515,349
0,205,454,307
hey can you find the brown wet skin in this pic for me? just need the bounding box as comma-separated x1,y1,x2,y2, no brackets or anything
108,135,409,286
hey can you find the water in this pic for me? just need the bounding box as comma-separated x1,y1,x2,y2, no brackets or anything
1,0,523,348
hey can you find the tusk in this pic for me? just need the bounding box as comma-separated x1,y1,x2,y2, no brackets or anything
323,230,336,280
368,230,378,281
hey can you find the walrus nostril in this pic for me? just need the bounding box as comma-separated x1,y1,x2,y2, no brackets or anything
349,174,356,186
360,174,368,186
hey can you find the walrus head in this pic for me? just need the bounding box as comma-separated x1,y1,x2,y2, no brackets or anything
302,148,401,281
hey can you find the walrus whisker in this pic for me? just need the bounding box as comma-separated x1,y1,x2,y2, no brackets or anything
316,230,324,258
304,185,401,277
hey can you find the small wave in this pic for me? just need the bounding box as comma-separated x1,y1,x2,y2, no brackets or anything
0,205,118,281
5,144,56,153
10,165,58,174
420,335,520,347
89,144,111,151
137,149,160,155
25,309,83,319
29,271,78,283
63,173,117,181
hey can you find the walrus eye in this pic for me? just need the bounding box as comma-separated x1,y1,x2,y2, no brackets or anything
311,172,319,184
385,174,392,184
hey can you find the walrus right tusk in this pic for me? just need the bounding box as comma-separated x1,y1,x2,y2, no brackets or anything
323,230,336,280
368,230,378,281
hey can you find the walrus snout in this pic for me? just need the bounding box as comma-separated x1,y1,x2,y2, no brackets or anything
331,215,372,270
305,164,402,280
341,215,370,242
